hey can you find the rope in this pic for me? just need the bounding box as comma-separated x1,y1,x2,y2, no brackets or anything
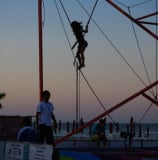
128,7,155,97
58,0,99,26
128,0,153,8
76,66,81,126
76,67,79,126
58,0,71,25
78,69,81,121
53,0,75,58
138,103,152,124
80,70,115,123
87,0,99,25
114,0,153,8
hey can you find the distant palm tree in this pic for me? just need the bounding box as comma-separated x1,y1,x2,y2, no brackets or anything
0,93,6,109
0,93,6,99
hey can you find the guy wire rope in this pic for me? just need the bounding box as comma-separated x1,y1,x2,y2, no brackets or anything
127,6,155,97
138,103,153,124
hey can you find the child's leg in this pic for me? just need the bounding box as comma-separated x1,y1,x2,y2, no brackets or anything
80,47,85,66
80,41,87,67
76,45,82,67
76,51,82,67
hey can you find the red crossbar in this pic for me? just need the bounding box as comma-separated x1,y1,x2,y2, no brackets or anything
55,80,158,145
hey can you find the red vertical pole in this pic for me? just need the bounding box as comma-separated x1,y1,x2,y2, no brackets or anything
38,0,43,101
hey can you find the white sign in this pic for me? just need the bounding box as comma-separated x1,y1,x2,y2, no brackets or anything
29,144,53,160
5,142,24,160
5,142,53,160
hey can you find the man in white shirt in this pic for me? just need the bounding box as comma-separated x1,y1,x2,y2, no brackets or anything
36,90,57,145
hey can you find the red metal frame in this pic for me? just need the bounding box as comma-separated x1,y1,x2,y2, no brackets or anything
106,0,158,40
136,12,158,21
141,93,158,106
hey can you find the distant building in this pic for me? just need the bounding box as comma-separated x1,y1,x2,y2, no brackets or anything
0,116,29,141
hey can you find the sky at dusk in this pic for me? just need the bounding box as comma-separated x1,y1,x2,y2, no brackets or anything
0,0,158,123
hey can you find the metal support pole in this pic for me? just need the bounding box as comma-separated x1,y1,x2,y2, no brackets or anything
38,0,43,101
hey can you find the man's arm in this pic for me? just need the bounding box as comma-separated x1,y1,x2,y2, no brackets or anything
52,113,57,134
36,112,40,130
52,112,57,124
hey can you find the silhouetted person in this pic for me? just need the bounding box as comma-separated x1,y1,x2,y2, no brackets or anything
71,21,88,69
92,119,107,146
